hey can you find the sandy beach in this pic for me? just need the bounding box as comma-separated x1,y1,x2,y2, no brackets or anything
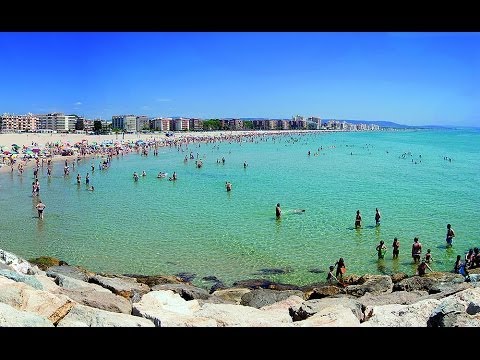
0,130,316,174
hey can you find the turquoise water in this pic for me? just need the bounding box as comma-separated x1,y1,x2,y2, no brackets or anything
1,129,479,289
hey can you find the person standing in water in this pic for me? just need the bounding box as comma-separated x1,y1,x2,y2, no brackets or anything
225,181,232,192
412,237,422,263
446,224,455,247
355,210,362,228
334,257,346,280
392,237,400,259
375,208,381,226
276,203,282,218
376,240,387,259
35,200,46,219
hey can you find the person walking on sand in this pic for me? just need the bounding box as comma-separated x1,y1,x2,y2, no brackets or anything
375,208,381,226
392,237,400,259
36,200,46,219
446,223,455,247
355,210,362,228
412,237,422,263
276,203,282,218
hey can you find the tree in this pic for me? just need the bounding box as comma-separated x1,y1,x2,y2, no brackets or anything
203,119,221,131
93,120,102,134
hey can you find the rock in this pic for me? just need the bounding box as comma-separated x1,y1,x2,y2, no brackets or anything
210,288,251,304
202,275,220,282
232,279,301,291
260,295,304,321
54,274,111,293
0,263,13,271
308,268,325,274
358,290,428,307
362,299,440,327
151,283,211,300
0,270,44,290
209,281,227,294
304,285,347,300
57,304,154,327
175,272,196,283
47,265,92,282
27,256,61,271
390,272,408,283
0,249,41,274
124,274,185,287
0,302,53,327
290,297,364,322
424,282,472,300
194,303,293,327
240,288,305,308
428,288,480,327
132,290,216,327
294,305,360,327
346,275,393,297
394,273,465,293
33,274,60,293
254,268,290,275
341,274,364,285
90,274,150,299
0,275,75,325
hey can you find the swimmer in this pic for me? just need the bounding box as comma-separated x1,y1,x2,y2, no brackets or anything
276,203,281,218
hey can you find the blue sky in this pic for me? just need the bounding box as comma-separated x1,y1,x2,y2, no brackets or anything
0,32,478,126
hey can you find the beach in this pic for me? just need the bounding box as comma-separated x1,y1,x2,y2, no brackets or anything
0,128,479,289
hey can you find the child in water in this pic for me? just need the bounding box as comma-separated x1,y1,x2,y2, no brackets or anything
376,240,387,259
327,265,340,284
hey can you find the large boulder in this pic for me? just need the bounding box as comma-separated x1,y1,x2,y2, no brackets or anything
0,302,53,327
390,272,408,283
240,288,304,308
132,290,216,327
90,274,150,299
394,273,465,293
290,297,364,322
304,285,347,300
47,265,93,282
294,305,360,327
193,303,293,327
57,304,154,327
0,276,75,325
358,290,428,307
346,275,393,297
0,270,44,290
28,256,62,271
428,288,480,327
151,283,211,300
362,299,440,327
210,288,251,304
124,274,185,287
232,279,300,291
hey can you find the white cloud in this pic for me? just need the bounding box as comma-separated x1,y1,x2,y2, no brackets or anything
141,105,150,110
74,101,82,106
156,98,171,102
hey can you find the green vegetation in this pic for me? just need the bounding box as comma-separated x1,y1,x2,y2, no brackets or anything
28,256,62,270
203,119,221,131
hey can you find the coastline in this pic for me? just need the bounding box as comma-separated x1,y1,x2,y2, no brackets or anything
1,246,479,327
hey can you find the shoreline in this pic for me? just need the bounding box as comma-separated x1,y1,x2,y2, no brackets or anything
1,246,479,327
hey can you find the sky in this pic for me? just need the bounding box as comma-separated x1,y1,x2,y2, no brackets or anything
0,32,479,127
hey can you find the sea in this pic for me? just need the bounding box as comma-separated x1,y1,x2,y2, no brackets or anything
1,128,479,289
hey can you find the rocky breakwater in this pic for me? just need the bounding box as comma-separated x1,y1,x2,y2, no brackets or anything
1,248,480,327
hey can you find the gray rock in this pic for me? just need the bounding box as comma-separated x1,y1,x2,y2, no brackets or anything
422,282,472,300
290,297,364,322
123,274,185,287
240,288,305,309
90,274,150,299
428,287,480,327
0,270,43,290
56,287,132,314
232,279,301,290
358,290,428,307
394,273,465,293
57,304,154,327
55,274,111,293
294,305,360,327
362,299,440,327
194,303,293,327
47,265,91,282
346,275,393,297
0,302,53,327
0,263,13,271
151,283,211,300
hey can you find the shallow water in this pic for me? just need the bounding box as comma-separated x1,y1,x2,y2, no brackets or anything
0,129,479,288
